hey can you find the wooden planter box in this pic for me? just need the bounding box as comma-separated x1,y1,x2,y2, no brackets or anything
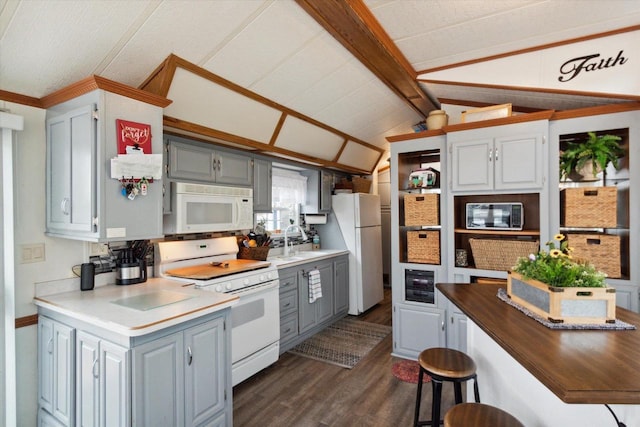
507,271,616,324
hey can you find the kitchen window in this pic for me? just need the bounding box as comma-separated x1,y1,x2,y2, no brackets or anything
256,167,307,233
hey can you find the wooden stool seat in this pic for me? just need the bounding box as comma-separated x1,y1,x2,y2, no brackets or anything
444,403,524,427
414,348,480,427
419,347,477,379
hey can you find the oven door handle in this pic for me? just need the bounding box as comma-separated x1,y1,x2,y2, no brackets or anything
229,280,279,296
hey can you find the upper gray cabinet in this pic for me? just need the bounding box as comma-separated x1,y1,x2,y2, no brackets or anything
449,119,548,193
45,78,169,242
302,169,333,214
253,158,272,212
166,136,252,186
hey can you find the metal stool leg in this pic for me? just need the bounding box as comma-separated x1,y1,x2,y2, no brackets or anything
453,381,463,404
431,379,443,426
414,366,425,427
473,375,480,403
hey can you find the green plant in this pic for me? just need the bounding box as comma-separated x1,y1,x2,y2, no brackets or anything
559,132,624,181
512,234,607,288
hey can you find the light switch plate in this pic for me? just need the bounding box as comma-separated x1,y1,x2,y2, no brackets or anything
21,243,45,263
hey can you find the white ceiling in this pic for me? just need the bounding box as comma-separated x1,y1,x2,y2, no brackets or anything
1,0,639,167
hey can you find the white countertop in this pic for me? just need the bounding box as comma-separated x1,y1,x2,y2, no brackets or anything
34,277,238,337
267,249,350,268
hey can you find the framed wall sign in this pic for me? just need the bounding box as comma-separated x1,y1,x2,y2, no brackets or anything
116,119,152,154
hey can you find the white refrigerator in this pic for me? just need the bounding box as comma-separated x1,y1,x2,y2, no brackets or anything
332,193,384,315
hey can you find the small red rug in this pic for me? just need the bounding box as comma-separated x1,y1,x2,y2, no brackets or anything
392,360,431,384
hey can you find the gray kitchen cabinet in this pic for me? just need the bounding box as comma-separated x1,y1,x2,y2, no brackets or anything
445,299,467,353
278,268,299,352
277,255,349,353
38,409,67,427
298,260,334,333
449,120,547,192
333,255,349,315
253,157,272,212
45,85,165,242
38,316,75,427
301,169,333,214
166,136,253,186
37,308,231,427
76,331,129,427
132,316,227,427
393,304,445,359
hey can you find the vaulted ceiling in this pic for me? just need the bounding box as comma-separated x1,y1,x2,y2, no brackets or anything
1,0,639,173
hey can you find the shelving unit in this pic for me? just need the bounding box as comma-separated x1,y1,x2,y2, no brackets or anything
386,106,640,361
558,128,630,280
390,134,448,359
452,193,541,272
550,109,640,311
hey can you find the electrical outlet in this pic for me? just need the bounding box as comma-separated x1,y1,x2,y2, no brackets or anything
89,242,110,257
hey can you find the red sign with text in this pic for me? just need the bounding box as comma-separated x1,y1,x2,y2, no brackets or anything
116,119,152,154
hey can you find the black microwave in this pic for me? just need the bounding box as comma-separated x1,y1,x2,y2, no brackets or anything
466,202,523,231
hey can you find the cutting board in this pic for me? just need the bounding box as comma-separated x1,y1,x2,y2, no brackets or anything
165,259,271,280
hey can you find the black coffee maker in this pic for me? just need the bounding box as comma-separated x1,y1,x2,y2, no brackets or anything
115,246,147,285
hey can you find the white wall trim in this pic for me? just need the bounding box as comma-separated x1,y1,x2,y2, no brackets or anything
1,111,24,427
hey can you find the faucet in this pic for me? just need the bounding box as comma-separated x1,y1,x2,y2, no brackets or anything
284,224,308,257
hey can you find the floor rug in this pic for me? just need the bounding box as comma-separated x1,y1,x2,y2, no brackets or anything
392,360,431,384
288,317,392,369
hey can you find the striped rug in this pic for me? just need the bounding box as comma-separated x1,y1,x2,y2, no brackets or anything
288,317,391,369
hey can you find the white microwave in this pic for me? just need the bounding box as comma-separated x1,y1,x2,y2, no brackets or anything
164,182,253,234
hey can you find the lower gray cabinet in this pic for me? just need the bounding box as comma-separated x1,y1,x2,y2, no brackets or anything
77,331,129,427
298,260,333,333
38,317,75,427
392,303,445,359
278,255,349,353
132,317,227,427
37,310,231,427
334,256,349,315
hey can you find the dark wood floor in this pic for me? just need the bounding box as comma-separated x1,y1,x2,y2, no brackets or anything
233,288,457,426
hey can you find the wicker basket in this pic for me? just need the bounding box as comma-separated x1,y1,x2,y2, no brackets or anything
469,238,539,271
562,187,617,228
404,193,439,226
407,231,440,264
238,246,270,261
566,233,621,278
352,177,372,193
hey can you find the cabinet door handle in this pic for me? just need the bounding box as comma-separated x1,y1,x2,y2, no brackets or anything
488,148,493,162
441,321,445,331
92,358,99,379
47,337,53,354
187,346,193,366
495,148,499,162
61,198,70,215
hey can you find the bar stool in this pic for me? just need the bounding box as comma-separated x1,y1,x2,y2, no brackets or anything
444,403,524,427
413,348,480,427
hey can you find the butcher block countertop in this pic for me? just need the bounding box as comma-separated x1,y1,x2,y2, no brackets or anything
437,283,640,404
34,277,238,337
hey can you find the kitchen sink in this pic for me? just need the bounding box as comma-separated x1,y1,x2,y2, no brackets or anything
269,250,341,263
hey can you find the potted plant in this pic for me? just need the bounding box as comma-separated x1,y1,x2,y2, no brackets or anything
507,234,616,324
559,132,624,181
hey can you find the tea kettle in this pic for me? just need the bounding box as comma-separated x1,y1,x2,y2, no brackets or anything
115,248,147,285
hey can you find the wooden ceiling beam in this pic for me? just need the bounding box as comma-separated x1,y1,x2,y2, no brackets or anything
296,0,436,118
